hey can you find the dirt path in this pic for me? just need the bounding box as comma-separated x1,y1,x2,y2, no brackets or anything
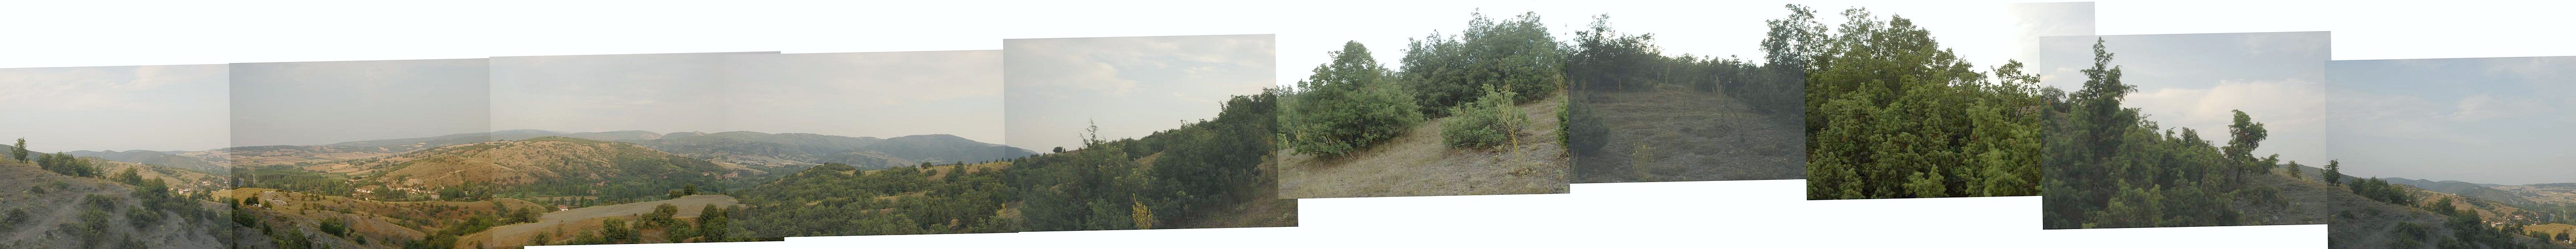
1277,92,1572,198
1571,89,1802,183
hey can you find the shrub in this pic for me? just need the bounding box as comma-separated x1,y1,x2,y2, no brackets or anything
1443,86,1530,149
1285,42,1425,157
1560,94,1608,153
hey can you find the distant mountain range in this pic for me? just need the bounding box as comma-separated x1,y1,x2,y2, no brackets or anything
330,129,1037,169
47,129,1035,172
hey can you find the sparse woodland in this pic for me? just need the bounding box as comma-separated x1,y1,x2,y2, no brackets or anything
1012,92,1290,231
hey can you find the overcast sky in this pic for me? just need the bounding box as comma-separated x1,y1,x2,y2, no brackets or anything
2327,57,2576,185
0,65,228,152
490,52,773,134
2037,32,2332,167
231,59,489,147
722,51,1005,143
1005,34,1274,152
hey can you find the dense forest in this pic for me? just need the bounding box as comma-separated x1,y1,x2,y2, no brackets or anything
1013,91,1286,231
1800,6,2046,199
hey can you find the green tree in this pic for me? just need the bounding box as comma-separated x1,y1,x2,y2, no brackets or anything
2322,159,2343,185
1284,41,1424,157
697,204,729,242
10,138,25,162
1442,85,1529,149
1402,11,1563,115
1804,6,2042,200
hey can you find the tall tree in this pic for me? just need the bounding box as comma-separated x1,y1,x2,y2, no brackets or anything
2322,159,2343,185
10,138,25,163
1284,41,1423,157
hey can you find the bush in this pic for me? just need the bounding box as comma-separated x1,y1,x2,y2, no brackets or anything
1560,94,1608,153
1443,86,1530,149
319,216,350,237
1284,42,1425,157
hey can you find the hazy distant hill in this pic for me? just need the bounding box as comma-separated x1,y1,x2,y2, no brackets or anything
633,131,1035,169
62,149,225,173
203,130,1034,170
2386,178,2546,207
365,137,761,189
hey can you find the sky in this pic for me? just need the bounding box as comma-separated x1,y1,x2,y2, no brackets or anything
722,51,1006,144
1004,34,1275,152
2036,32,2333,168
230,59,489,147
2326,57,2576,185
0,65,228,152
489,51,774,134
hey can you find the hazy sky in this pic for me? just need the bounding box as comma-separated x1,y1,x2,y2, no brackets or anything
722,51,1005,143
2037,32,2332,166
0,65,228,152
2327,57,2576,185
490,52,774,134
231,59,489,147
1005,34,1274,152
2011,2,2094,64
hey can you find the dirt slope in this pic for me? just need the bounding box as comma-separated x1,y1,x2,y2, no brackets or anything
1279,92,1571,198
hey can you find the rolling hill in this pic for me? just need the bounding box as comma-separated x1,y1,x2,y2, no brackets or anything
361,137,764,192
63,149,226,173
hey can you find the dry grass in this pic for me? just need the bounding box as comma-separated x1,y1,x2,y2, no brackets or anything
458,194,742,248
1277,92,1571,198
1570,89,1801,183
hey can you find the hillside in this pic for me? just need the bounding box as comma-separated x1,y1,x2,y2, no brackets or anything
1278,92,1571,198
1570,88,1801,183
737,162,1020,237
0,160,228,249
358,137,765,200
2390,178,2539,206
63,149,226,173
642,131,1035,169
226,188,547,249
457,194,744,248
2324,173,2564,248
282,130,1037,170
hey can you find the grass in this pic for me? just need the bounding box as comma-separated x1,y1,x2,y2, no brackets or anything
1569,89,1802,183
1277,91,1571,198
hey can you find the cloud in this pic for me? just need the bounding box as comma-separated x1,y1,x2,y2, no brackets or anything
2449,94,2554,122
0,65,222,112
2125,79,2327,129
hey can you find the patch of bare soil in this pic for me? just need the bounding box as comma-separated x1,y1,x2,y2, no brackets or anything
1277,92,1571,198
